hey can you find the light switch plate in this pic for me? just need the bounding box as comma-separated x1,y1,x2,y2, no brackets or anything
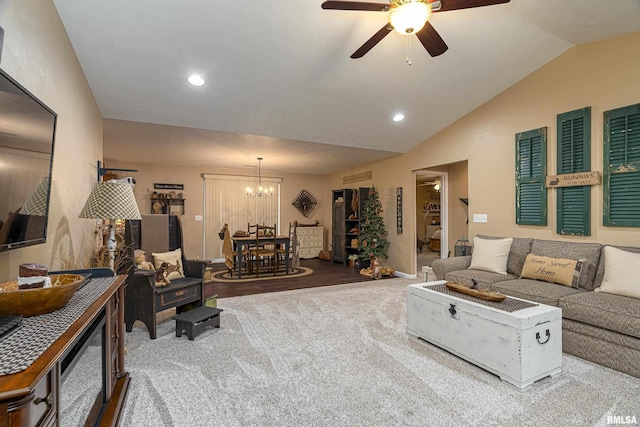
195,215,203,221
473,214,488,223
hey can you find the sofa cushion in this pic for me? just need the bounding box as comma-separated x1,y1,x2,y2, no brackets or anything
593,245,640,291
445,269,518,288
468,236,512,275
477,235,533,276
595,246,640,299
489,278,585,307
530,239,602,290
560,291,640,339
520,254,586,288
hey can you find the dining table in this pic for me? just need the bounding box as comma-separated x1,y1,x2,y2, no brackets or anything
231,235,291,278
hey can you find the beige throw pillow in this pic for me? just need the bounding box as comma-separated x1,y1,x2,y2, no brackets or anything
595,246,640,299
468,237,513,275
520,254,585,288
152,248,185,281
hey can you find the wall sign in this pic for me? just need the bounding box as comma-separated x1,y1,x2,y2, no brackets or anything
154,183,184,190
396,187,403,235
343,171,372,184
545,172,600,188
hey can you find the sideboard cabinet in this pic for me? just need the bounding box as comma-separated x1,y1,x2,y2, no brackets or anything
0,273,129,426
295,226,324,259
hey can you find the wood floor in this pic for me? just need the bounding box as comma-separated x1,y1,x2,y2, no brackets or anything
204,258,389,299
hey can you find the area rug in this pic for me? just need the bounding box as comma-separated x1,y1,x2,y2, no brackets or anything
209,266,313,282
120,278,640,427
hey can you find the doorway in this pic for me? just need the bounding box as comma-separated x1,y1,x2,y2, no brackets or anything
415,170,448,273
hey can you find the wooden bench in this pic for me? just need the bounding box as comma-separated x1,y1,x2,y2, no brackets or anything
124,215,206,339
173,306,223,340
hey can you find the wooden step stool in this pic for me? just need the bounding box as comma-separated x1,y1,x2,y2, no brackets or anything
173,306,223,340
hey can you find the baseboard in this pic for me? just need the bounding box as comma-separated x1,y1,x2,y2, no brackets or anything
394,271,416,279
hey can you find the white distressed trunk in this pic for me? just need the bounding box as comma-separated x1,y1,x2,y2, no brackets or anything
407,281,562,390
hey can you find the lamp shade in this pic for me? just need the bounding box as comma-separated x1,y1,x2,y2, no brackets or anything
22,177,50,216
79,182,141,220
390,1,431,35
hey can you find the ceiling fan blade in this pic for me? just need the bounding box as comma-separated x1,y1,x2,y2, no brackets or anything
321,1,390,11
415,22,448,57
350,23,393,59
429,0,510,12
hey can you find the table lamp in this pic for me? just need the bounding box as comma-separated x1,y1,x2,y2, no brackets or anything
79,182,141,271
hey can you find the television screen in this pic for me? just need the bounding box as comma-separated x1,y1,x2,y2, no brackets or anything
0,67,56,252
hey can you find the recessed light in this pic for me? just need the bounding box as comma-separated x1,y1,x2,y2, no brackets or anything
188,75,205,87
393,113,405,122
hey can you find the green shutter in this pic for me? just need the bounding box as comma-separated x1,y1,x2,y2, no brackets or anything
516,127,547,225
557,107,591,235
604,103,640,226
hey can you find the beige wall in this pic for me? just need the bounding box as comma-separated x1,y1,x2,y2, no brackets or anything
327,31,640,276
0,0,103,281
105,160,329,259
4,7,635,281
445,161,469,252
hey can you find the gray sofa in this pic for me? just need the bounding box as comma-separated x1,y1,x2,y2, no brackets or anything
432,236,640,378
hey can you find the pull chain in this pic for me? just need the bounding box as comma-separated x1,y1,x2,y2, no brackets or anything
406,36,412,65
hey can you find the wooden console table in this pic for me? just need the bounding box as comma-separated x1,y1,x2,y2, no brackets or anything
0,273,129,426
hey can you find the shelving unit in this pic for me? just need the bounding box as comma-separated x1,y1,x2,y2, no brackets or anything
150,197,185,215
331,187,370,265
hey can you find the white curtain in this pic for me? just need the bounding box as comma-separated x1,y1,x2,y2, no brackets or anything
203,174,281,260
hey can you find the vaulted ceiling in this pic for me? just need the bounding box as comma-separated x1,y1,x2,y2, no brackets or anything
52,0,640,174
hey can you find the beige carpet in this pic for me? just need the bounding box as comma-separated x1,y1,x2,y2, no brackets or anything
120,278,640,426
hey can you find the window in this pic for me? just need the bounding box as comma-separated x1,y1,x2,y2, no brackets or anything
557,107,591,235
604,103,640,227
202,174,281,259
516,127,547,225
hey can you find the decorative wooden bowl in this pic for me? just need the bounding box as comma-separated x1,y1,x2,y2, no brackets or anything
445,281,507,302
0,274,87,317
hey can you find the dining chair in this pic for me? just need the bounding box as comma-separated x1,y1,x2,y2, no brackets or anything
222,224,248,276
248,223,278,276
275,222,294,273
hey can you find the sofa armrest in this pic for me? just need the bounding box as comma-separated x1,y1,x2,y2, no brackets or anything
432,256,472,280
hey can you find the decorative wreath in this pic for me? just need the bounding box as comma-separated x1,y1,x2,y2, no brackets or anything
292,190,318,217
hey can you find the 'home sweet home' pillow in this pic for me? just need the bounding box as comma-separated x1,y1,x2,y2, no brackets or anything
520,254,585,288
468,237,513,275
152,248,185,281
595,246,640,299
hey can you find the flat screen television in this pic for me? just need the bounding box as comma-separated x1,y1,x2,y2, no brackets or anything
0,67,56,252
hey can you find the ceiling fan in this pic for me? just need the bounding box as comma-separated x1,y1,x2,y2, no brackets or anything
321,0,511,59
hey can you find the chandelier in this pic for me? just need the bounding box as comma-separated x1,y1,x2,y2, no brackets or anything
246,157,273,198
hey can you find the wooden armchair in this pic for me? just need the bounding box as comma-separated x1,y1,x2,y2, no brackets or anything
124,214,204,339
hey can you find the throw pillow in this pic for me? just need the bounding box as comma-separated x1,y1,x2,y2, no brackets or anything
152,248,185,281
468,237,513,275
595,246,640,299
520,254,585,288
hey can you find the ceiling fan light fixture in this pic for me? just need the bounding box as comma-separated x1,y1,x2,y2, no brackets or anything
390,1,431,35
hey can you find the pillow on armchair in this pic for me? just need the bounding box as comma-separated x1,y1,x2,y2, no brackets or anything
468,236,513,275
152,248,185,281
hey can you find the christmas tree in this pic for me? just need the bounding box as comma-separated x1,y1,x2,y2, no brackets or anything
358,186,390,261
